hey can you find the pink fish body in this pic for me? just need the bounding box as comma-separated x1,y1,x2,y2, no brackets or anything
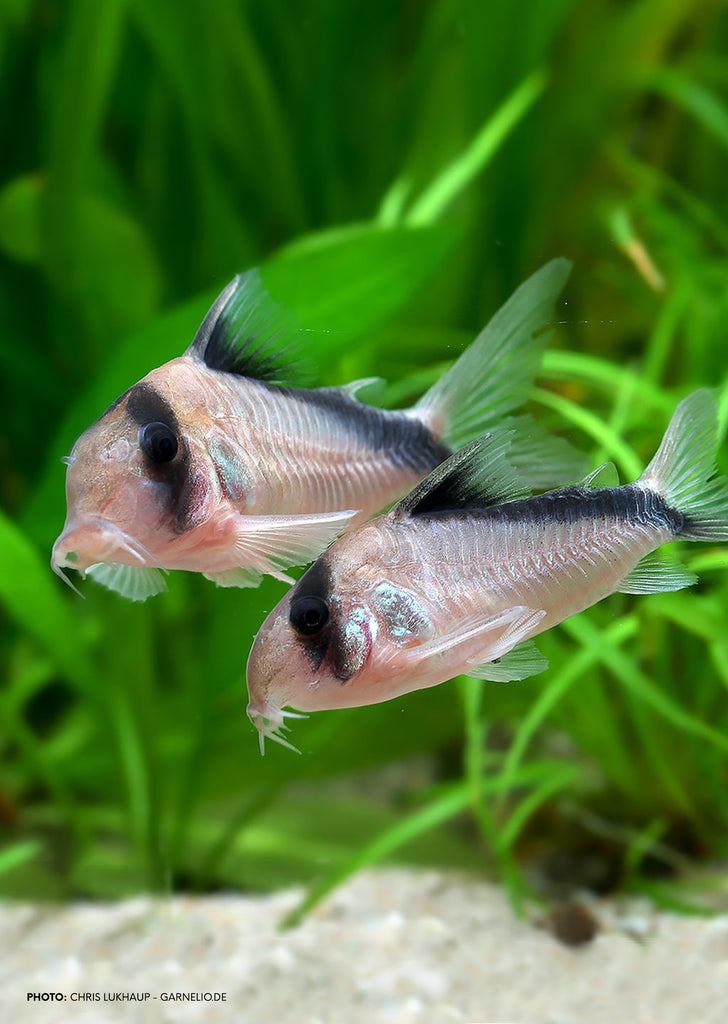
246,390,728,751
52,260,583,599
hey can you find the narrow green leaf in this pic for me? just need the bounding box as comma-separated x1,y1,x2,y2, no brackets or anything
45,0,128,295
497,617,641,809
405,68,547,226
0,175,42,263
562,615,728,755
0,839,43,877
531,386,645,479
649,68,728,153
497,764,578,851
541,351,674,413
281,784,472,928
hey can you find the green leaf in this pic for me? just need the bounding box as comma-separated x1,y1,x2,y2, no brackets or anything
497,616,641,810
0,509,95,695
0,839,43,878
281,784,472,927
563,615,728,756
0,175,43,263
405,68,547,226
266,222,460,347
44,0,128,283
0,174,161,334
649,68,728,153
531,386,645,480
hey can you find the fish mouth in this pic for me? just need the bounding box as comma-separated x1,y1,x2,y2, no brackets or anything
246,700,308,756
51,517,163,593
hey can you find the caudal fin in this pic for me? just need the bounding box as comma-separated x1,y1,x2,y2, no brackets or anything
640,388,728,541
414,259,588,489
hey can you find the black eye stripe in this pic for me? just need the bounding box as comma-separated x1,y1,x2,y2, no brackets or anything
126,382,179,431
139,421,179,464
290,595,329,636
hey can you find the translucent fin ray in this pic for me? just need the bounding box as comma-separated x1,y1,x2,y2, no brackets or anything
415,258,572,449
86,562,168,601
469,638,549,681
640,389,728,541
186,269,308,384
395,428,527,518
505,413,591,490
617,554,697,595
400,605,546,667
206,509,357,589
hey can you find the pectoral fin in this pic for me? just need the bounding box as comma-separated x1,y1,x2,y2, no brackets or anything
383,605,546,677
204,509,358,589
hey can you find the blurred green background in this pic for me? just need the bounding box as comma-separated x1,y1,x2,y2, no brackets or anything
2,0,728,916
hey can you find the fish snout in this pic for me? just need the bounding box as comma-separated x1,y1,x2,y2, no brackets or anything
52,520,106,572
245,631,281,717
245,618,310,753
51,518,154,573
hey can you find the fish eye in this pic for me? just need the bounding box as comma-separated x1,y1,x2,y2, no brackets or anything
139,421,178,464
289,595,329,636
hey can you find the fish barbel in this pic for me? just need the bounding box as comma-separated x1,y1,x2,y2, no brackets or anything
246,389,728,752
52,259,585,599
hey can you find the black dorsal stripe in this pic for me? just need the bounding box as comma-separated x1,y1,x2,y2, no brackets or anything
492,485,684,533
416,483,685,534
276,384,451,474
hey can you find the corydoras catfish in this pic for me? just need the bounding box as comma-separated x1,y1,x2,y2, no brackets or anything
246,389,728,752
52,259,584,600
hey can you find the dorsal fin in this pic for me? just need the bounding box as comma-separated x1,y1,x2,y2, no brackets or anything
186,268,305,383
394,429,528,519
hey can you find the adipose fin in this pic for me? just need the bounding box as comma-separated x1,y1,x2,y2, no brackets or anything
580,461,620,490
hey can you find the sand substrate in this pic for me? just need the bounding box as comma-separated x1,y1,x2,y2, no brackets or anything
2,868,727,1024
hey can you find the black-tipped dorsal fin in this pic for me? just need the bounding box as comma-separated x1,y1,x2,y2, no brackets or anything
394,429,529,518
186,269,304,383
